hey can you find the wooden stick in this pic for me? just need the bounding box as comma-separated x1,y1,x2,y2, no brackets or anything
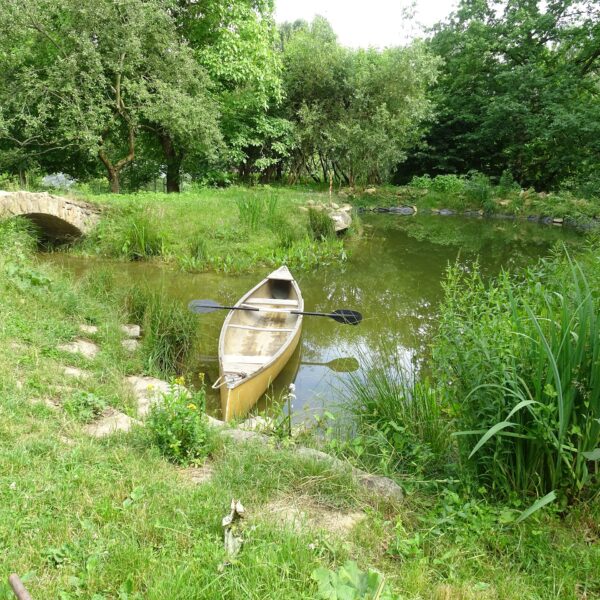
8,574,32,600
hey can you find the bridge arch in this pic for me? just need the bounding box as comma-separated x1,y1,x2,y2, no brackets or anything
0,191,100,242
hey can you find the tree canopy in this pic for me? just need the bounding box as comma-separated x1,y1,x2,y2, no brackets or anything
0,1,599,194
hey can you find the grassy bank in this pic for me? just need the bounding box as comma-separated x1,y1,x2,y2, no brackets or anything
67,187,352,273
350,174,600,223
2,219,599,597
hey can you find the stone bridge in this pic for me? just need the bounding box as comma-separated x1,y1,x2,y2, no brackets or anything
0,191,100,242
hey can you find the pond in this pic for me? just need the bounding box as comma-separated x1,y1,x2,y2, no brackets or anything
44,214,583,421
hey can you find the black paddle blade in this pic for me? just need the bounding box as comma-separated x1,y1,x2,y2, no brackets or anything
330,309,362,325
188,299,222,314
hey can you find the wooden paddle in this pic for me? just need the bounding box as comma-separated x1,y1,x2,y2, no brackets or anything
188,299,362,325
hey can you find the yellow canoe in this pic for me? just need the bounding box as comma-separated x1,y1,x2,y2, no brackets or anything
216,266,303,421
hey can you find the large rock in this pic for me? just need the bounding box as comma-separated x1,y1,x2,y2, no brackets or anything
57,338,99,360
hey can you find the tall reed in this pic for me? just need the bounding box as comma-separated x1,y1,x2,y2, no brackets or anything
342,343,450,476
436,249,600,501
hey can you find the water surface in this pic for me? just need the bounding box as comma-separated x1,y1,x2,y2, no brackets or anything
45,214,582,420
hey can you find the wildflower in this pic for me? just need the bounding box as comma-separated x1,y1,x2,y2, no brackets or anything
174,376,186,386
187,403,197,411
198,372,205,385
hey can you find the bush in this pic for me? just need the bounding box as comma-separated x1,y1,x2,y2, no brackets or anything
147,384,214,465
409,174,433,189
464,171,493,212
430,174,464,194
307,208,334,241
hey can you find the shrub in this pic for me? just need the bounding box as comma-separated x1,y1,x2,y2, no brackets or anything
307,208,334,241
147,384,214,465
409,174,433,189
464,171,493,212
430,174,464,194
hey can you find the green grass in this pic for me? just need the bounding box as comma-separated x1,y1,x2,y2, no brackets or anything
71,186,350,273
1,217,599,599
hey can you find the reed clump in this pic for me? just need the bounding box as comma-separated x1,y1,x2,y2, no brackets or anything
307,208,335,241
123,285,199,377
435,246,600,502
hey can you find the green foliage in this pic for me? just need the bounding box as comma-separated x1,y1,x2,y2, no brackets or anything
307,208,335,241
147,385,214,465
435,248,600,501
63,391,107,423
341,345,450,477
123,286,199,377
312,561,396,600
464,171,493,213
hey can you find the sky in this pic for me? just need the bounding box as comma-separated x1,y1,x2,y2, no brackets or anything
274,0,458,48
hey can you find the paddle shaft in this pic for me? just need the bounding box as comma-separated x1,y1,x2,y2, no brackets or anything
205,303,345,320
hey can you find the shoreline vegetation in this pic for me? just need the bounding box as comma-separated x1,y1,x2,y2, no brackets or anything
1,213,598,598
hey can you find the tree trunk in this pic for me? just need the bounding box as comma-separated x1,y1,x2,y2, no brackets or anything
98,124,135,194
159,132,182,193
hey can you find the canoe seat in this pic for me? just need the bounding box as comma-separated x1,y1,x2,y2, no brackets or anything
244,298,298,306
229,324,293,332
224,354,271,365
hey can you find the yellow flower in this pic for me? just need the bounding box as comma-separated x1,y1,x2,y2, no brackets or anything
187,403,197,411
198,372,205,385
174,376,186,386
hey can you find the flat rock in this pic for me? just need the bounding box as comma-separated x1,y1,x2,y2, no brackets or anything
389,206,415,215
239,416,273,432
63,366,91,380
121,339,140,352
79,324,98,335
121,324,141,338
126,375,188,418
85,407,140,437
264,496,366,537
57,338,99,359
439,208,454,216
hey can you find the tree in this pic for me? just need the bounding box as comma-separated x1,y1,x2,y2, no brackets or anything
402,0,600,190
0,0,220,193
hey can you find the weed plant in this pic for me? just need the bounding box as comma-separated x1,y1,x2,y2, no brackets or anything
146,384,215,465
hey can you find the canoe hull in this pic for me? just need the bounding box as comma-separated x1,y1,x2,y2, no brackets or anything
220,324,302,421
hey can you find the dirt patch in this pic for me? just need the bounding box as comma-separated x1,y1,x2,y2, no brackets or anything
179,463,214,485
263,495,366,537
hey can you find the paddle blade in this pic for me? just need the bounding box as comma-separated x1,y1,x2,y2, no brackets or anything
188,299,222,314
330,309,362,325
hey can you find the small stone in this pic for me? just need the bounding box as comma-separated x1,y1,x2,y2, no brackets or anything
553,217,564,225
330,202,340,210
121,324,141,338
79,324,98,335
439,208,454,216
85,408,140,437
364,187,377,195
57,339,99,359
63,366,91,380
340,204,353,212
126,375,189,418
122,339,140,352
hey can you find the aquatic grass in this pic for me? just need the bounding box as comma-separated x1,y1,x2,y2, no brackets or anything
340,344,451,478
436,247,600,502
122,285,199,377
307,208,335,241
236,195,265,230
